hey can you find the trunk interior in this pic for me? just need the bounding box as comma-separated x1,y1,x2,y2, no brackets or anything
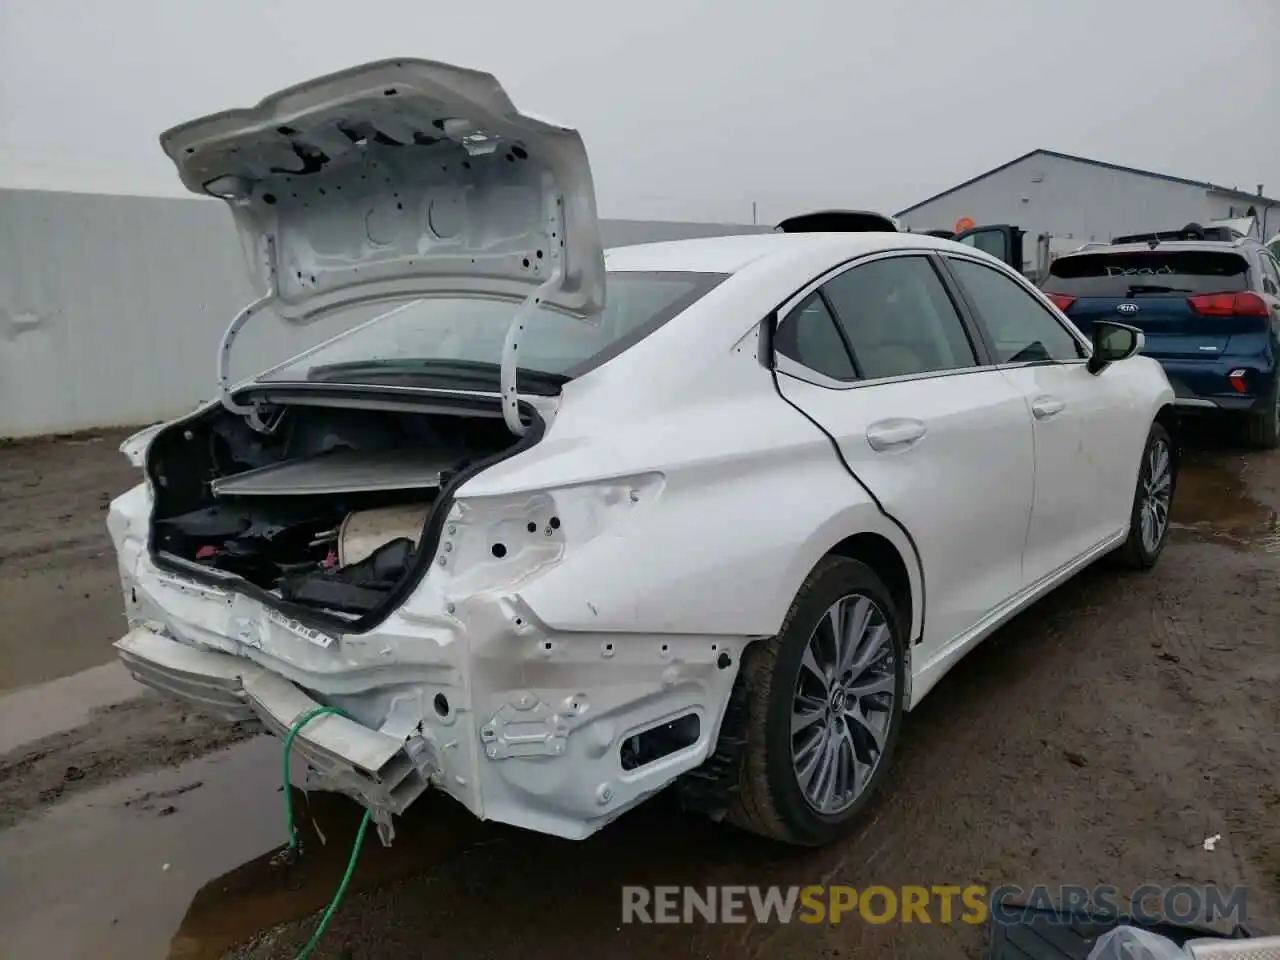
145,396,532,627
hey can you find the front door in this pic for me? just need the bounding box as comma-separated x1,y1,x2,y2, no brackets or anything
772,252,1036,654
939,253,1141,585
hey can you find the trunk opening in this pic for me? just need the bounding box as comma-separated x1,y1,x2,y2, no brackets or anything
144,390,545,633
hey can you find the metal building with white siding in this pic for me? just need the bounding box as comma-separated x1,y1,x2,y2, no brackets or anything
896,148,1279,247
0,176,763,438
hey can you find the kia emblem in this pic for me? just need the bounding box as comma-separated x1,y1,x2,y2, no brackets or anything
1117,302,1140,315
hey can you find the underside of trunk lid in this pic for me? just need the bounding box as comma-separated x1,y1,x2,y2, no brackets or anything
161,58,605,323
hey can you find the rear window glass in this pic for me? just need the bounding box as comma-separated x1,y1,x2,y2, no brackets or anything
1042,250,1249,297
257,271,727,390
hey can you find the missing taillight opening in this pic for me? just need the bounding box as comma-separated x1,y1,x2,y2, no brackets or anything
619,713,701,771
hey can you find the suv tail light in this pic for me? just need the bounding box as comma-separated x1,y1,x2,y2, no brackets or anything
1047,293,1076,312
1187,292,1270,317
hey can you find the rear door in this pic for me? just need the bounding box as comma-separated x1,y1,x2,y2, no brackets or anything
772,252,1035,655
940,253,1140,583
953,224,1026,274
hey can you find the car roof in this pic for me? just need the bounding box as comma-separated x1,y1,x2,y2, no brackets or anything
602,230,953,275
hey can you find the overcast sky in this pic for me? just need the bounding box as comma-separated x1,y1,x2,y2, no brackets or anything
1,0,1276,222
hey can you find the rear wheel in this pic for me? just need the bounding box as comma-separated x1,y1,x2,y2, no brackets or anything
1113,422,1176,569
1242,374,1280,450
727,556,905,846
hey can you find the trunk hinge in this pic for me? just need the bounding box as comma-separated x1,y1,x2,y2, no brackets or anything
499,191,574,437
217,294,276,431
500,267,564,437
217,235,279,433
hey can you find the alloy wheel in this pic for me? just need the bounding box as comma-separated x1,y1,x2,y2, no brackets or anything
1140,438,1172,554
790,593,896,815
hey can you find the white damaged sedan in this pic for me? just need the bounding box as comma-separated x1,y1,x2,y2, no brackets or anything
109,58,1178,848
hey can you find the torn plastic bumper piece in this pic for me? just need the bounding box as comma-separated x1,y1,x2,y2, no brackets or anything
114,627,432,822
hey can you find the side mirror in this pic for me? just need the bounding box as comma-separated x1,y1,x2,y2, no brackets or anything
1087,320,1145,375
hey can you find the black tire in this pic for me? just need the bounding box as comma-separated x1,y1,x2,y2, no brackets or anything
1242,375,1280,450
727,556,906,846
1112,421,1177,569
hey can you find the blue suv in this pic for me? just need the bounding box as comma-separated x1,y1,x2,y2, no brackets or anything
1042,229,1280,449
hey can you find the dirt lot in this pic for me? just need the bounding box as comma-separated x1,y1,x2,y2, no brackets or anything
0,426,1277,960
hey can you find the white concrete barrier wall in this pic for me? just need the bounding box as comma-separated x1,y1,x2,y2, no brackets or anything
0,188,763,438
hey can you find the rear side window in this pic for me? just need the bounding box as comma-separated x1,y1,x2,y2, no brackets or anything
821,256,979,379
775,294,858,381
1042,250,1249,297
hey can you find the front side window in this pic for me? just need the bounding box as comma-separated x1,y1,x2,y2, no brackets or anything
821,256,979,380
948,257,1085,364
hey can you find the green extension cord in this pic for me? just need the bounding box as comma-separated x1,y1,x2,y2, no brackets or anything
282,706,375,960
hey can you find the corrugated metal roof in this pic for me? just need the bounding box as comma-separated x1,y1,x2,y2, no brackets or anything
894,149,1280,217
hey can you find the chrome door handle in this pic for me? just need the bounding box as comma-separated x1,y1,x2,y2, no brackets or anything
866,418,927,451
1031,395,1066,420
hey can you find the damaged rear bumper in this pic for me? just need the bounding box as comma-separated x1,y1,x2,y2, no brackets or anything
116,627,433,824
112,567,749,839
109,479,752,840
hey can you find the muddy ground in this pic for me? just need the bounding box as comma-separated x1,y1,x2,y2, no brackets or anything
0,426,1277,960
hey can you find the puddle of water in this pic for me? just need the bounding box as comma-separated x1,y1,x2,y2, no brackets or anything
0,730,496,960
168,781,497,959
1171,452,1280,551
0,661,141,754
0,737,282,960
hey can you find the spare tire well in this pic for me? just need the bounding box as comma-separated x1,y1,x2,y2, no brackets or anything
827,533,914,642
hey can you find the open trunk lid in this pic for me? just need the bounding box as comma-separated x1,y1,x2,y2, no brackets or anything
160,58,605,323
